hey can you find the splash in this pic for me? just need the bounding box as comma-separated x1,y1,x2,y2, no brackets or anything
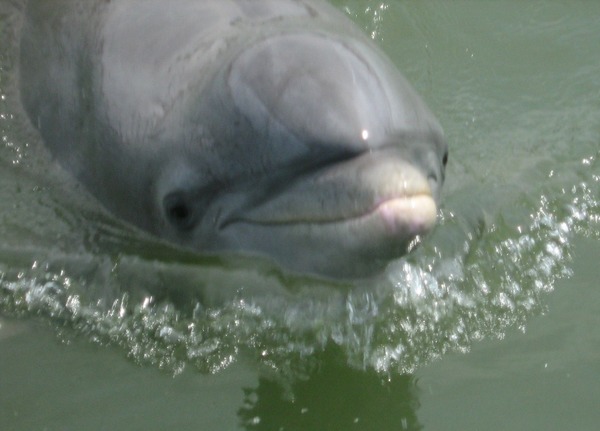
1,171,597,377
341,2,390,41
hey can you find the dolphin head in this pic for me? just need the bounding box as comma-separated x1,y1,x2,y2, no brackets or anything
155,32,448,278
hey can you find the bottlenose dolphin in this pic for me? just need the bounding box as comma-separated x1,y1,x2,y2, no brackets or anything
19,0,448,278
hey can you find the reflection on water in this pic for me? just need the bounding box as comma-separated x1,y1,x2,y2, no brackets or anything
238,348,421,431
1,0,600,388
1,317,424,431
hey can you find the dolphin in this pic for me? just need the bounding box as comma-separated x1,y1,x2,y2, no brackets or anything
18,0,448,278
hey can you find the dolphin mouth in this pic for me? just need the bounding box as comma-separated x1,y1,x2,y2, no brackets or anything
239,193,436,233
220,150,439,242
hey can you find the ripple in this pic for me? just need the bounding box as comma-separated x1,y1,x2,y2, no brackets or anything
1,174,597,378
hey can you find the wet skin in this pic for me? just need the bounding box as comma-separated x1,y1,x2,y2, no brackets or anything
19,0,448,278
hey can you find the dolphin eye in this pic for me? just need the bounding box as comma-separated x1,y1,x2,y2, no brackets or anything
442,150,449,167
163,192,195,230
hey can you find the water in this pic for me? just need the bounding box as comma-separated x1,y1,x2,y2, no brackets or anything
1,1,599,429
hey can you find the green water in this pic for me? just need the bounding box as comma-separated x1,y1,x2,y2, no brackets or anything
1,1,599,430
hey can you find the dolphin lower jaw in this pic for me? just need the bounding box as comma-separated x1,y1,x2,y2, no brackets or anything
227,193,436,232
372,194,437,236
221,193,437,250
210,194,437,278
202,151,439,277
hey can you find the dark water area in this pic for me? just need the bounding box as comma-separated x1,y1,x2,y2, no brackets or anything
1,1,599,430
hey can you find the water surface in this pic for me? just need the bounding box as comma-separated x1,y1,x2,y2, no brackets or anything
1,1,599,430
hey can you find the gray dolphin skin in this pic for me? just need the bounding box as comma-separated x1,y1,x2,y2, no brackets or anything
19,0,448,278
